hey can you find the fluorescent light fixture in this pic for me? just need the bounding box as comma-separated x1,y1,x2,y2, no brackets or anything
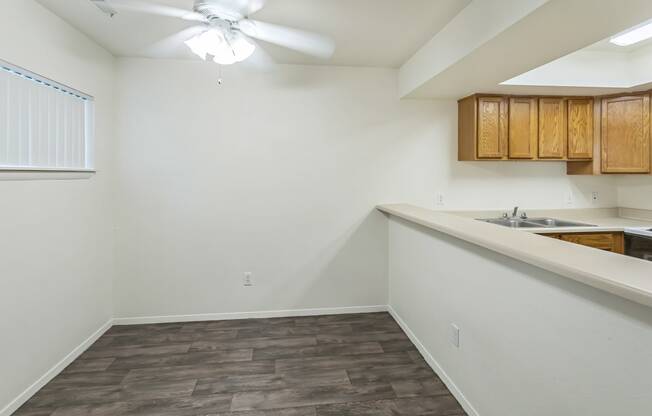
184,29,255,65
610,21,652,46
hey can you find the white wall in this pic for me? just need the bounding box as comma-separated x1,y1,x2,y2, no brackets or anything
113,58,618,319
0,1,115,413
388,216,652,416
617,176,652,210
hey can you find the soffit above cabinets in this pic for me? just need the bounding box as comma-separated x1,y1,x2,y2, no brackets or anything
399,0,652,98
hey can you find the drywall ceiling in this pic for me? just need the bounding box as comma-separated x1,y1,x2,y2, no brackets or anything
585,37,652,53
35,0,471,68
399,0,652,98
501,39,652,91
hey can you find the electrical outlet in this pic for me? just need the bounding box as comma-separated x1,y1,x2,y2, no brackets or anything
243,272,253,287
592,191,599,204
435,193,445,207
565,191,574,207
449,323,460,348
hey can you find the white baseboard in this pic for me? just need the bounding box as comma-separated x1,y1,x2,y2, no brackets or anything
0,319,113,416
387,305,480,416
112,305,388,325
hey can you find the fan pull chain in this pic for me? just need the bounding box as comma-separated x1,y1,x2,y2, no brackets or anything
217,65,223,85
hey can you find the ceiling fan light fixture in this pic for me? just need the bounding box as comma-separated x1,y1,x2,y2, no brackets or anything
217,33,255,65
184,29,255,65
184,30,223,60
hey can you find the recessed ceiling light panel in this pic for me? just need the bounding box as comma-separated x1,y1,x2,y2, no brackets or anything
610,21,652,46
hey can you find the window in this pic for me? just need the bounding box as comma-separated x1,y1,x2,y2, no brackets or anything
0,60,94,171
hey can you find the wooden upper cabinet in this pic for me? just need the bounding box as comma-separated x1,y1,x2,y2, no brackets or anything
567,99,594,159
601,95,651,173
538,98,566,159
477,96,508,159
509,97,538,159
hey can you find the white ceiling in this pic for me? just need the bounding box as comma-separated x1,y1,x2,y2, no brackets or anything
400,0,652,98
36,0,471,68
585,37,652,53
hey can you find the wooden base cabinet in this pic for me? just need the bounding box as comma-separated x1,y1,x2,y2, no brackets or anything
541,232,624,254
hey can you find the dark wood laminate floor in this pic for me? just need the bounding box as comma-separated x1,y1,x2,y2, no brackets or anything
14,312,467,416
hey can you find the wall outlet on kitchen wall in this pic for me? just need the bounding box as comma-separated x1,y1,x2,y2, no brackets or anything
243,272,253,287
592,192,599,204
565,191,574,207
450,323,460,348
435,193,445,207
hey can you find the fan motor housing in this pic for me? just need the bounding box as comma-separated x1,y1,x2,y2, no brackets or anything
194,0,241,22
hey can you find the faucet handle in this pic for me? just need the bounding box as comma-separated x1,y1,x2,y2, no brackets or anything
520,212,528,219
502,212,509,219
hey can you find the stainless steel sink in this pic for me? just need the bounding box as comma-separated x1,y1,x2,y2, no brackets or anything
479,216,597,229
482,218,542,228
479,207,597,229
524,218,597,228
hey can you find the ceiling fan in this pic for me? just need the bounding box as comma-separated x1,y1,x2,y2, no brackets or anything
90,0,336,65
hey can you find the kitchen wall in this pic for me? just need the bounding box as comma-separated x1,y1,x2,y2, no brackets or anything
0,1,115,414
388,216,652,416
113,58,618,320
618,176,652,210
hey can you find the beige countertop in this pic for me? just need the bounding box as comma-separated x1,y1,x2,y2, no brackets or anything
378,204,652,309
448,207,652,233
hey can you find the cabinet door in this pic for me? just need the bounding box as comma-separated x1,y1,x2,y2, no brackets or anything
538,98,566,158
541,234,561,239
601,95,650,173
477,97,507,159
560,232,624,254
567,99,593,159
509,97,538,159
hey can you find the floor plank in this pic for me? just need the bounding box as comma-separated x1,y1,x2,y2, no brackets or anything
230,383,396,411
193,369,350,395
13,313,466,416
315,396,467,416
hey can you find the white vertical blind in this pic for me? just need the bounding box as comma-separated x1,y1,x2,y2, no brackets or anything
0,62,94,170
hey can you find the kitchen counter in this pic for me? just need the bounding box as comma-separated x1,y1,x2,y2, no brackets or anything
378,204,652,308
447,207,652,233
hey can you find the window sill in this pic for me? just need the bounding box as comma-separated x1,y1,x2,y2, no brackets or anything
0,167,96,180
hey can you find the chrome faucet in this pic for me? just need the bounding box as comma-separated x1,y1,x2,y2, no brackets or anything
512,206,519,217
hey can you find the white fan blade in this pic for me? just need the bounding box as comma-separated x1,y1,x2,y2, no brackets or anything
195,0,266,20
238,19,335,59
108,0,207,22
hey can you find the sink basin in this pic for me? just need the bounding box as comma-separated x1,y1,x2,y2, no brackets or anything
478,217,597,228
525,218,597,228
481,218,543,228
